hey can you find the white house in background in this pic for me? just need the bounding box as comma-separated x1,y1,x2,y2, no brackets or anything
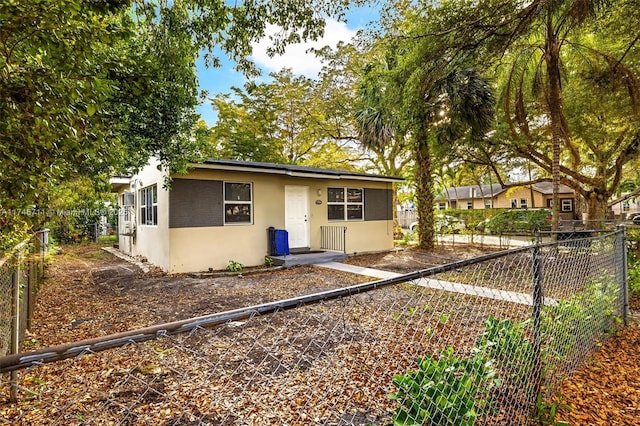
610,193,640,219
110,158,403,273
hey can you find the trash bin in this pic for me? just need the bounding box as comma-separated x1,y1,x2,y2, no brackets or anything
267,227,290,256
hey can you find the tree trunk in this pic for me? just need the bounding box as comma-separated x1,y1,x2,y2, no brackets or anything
585,191,607,228
415,127,435,249
545,19,563,233
391,182,403,239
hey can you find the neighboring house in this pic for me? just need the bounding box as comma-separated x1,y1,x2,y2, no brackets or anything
110,158,402,273
610,193,640,219
434,182,577,219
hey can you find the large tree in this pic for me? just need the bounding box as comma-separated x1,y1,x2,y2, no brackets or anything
208,68,362,169
358,1,495,249
0,0,349,245
437,0,640,228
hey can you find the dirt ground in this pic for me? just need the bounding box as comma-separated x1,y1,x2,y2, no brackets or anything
10,243,640,424
30,244,490,348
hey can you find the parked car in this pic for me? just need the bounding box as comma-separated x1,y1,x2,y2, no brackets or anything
410,215,465,234
477,209,552,234
633,215,640,225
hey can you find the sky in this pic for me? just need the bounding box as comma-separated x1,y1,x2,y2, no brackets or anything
195,5,380,126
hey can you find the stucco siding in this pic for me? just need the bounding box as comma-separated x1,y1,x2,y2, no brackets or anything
117,158,171,271
165,172,394,273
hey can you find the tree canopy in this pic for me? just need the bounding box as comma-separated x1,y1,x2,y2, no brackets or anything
0,0,351,246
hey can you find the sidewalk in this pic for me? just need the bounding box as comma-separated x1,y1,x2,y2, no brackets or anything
436,233,536,248
315,261,556,307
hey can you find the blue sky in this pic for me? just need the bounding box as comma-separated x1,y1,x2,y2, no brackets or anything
196,5,380,126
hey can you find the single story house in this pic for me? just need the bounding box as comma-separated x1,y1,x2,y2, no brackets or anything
110,158,402,273
610,193,640,219
434,182,577,219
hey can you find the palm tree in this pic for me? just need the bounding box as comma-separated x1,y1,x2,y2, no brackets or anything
409,69,496,248
493,0,630,229
355,87,409,238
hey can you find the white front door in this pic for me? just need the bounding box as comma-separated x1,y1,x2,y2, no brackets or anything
285,186,310,249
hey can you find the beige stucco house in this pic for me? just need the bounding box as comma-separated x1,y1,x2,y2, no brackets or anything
110,158,402,273
434,182,577,218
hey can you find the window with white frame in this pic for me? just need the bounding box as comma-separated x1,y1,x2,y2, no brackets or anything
121,193,130,221
511,199,518,209
623,201,630,212
328,187,363,221
224,182,252,224
484,199,493,209
561,199,573,212
139,184,158,226
520,198,528,208
438,202,446,210
467,201,473,210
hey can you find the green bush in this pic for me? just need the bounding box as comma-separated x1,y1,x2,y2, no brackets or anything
628,258,640,300
541,276,619,365
446,209,495,232
475,316,534,380
479,209,552,234
390,347,499,425
226,260,244,272
627,228,640,300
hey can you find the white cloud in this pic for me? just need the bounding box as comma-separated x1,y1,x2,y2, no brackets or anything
250,19,357,77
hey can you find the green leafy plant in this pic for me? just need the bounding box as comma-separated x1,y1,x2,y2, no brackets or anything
397,230,417,246
226,260,244,272
390,347,499,426
541,276,619,365
264,256,274,267
628,257,640,299
475,316,534,380
479,209,552,234
438,313,450,324
532,393,571,426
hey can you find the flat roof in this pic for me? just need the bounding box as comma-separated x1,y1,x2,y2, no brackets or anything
109,176,132,192
191,159,404,183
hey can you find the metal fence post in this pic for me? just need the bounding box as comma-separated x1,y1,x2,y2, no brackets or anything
617,225,630,326
10,261,21,403
531,234,544,402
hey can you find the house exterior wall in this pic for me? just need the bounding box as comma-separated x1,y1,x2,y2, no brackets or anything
435,187,566,211
118,167,396,273
493,187,545,209
116,157,171,271
610,195,640,218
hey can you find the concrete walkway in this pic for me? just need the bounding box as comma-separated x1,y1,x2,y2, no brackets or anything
102,247,150,273
316,261,557,307
436,234,536,248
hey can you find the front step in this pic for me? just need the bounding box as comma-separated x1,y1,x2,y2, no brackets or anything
268,251,347,267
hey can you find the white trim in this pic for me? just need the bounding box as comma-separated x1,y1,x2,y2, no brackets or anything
223,181,253,225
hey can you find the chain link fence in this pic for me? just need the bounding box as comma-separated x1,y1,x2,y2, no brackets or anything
0,230,49,359
0,230,627,424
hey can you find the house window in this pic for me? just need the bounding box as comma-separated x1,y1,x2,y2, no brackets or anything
623,201,630,212
139,184,158,226
520,198,528,208
561,199,573,212
467,202,473,210
328,187,363,221
224,182,252,224
511,199,518,209
121,194,130,221
484,200,493,209
438,202,446,210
